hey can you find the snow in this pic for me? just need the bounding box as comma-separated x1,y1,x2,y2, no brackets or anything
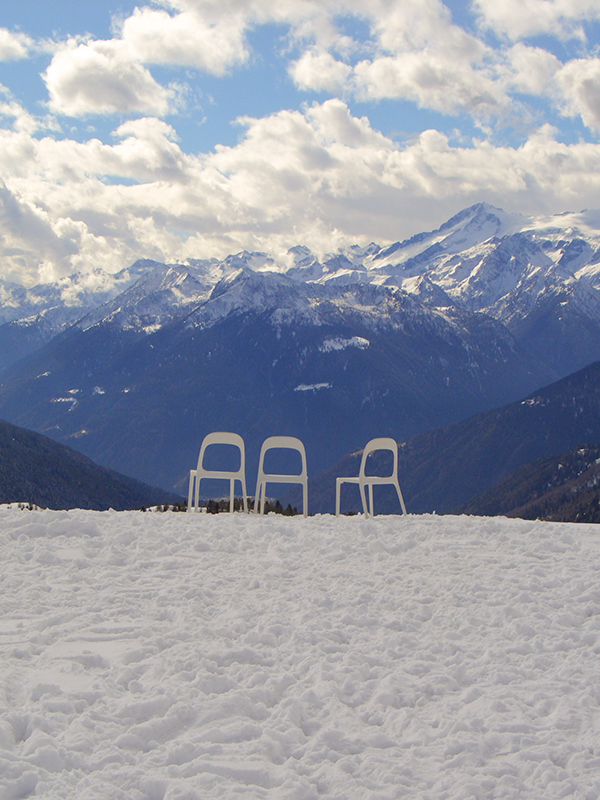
50,397,78,409
319,337,370,353
1,507,600,799
294,383,332,392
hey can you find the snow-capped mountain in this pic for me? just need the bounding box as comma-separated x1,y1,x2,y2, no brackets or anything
0,260,159,370
3,202,600,491
362,204,600,374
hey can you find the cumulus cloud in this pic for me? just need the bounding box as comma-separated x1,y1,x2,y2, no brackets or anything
119,6,249,74
10,0,600,287
0,91,40,135
353,52,506,116
284,0,511,120
473,0,600,41
0,28,31,61
35,0,600,136
506,44,562,95
290,50,352,93
555,58,600,131
0,180,78,283
44,39,173,116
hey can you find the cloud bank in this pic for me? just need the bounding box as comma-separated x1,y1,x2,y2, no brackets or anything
3,1,600,283
3,99,600,283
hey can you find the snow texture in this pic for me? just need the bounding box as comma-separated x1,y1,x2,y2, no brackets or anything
1,507,600,799
294,383,332,392
319,337,370,353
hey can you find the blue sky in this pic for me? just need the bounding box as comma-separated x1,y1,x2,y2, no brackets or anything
2,0,600,283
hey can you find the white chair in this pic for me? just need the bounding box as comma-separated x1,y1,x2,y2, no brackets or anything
188,432,248,513
336,437,407,517
255,436,308,517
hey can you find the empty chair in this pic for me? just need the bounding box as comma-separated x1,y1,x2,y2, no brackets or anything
336,437,407,517
255,436,308,517
188,432,248,513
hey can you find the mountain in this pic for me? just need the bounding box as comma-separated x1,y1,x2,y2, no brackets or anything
364,204,600,377
5,203,600,377
309,360,600,515
460,444,600,522
0,268,551,491
3,202,600,491
0,418,181,510
0,260,159,371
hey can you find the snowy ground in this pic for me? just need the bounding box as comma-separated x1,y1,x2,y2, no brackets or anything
1,507,600,800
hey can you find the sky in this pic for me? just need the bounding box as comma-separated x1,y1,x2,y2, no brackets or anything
3,1,600,284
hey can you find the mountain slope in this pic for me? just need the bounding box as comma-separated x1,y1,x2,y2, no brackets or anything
364,204,600,376
0,419,181,510
460,444,600,522
309,360,600,515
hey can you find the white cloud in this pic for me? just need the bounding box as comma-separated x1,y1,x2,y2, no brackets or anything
0,93,39,135
44,39,173,117
0,28,31,61
120,6,249,75
33,0,600,139
473,0,600,41
290,50,352,93
11,0,600,285
555,57,600,131
0,180,78,283
353,51,506,116
506,44,562,95
283,0,511,120
117,0,342,76
37,0,600,136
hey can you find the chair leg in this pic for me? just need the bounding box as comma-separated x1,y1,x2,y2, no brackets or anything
187,470,195,512
255,481,265,515
260,482,266,515
194,475,202,513
395,480,407,515
335,479,341,517
368,484,374,516
303,481,308,518
229,479,235,512
359,481,369,518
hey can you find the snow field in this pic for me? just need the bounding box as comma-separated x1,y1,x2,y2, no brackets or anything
1,507,600,799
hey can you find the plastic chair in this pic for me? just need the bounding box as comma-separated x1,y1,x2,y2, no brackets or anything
255,436,308,517
188,432,248,513
336,437,407,517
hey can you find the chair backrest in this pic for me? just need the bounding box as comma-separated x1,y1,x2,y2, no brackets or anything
189,432,248,513
255,436,308,516
198,431,245,477
359,437,398,479
257,435,307,477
